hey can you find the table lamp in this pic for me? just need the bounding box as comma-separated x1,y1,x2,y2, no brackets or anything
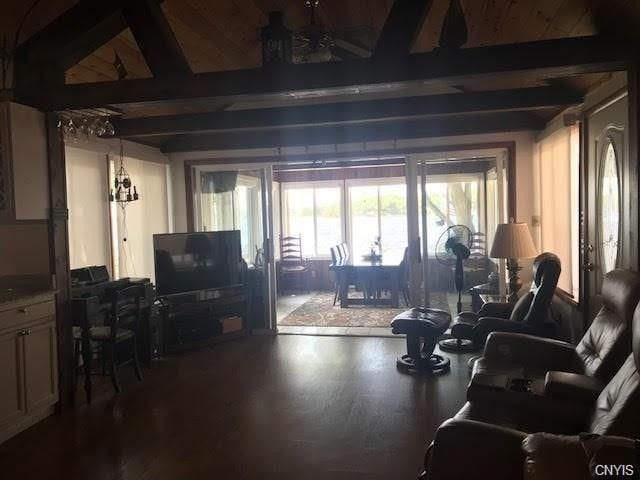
489,220,537,303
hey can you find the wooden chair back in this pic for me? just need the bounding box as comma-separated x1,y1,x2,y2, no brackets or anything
280,234,305,266
107,284,145,342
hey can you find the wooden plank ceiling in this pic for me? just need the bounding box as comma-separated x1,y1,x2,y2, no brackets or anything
3,0,637,85
4,0,638,152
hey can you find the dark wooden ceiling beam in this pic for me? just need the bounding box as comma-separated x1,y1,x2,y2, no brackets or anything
373,0,434,58
119,0,191,76
114,86,581,137
23,35,632,111
160,111,544,153
15,0,126,72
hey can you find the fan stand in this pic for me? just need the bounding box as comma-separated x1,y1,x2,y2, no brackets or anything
438,252,478,352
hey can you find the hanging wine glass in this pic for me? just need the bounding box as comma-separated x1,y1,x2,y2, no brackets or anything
94,119,106,137
79,116,90,140
102,117,115,137
67,117,77,142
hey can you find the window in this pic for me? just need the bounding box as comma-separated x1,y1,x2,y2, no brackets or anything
281,183,342,258
348,180,407,259
536,125,580,298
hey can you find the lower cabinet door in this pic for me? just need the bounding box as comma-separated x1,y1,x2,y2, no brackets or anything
0,329,25,428
23,320,58,411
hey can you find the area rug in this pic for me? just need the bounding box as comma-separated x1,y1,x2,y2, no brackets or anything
278,291,450,328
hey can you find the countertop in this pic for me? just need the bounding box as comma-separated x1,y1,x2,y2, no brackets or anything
0,275,56,307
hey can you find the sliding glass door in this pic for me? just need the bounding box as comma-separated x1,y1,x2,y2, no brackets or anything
406,158,508,309
195,165,277,332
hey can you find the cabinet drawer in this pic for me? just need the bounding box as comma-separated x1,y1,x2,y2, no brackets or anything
0,300,55,331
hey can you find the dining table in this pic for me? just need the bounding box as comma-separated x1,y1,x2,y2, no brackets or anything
330,253,403,308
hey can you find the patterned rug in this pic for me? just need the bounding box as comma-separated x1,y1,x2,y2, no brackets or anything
278,291,451,327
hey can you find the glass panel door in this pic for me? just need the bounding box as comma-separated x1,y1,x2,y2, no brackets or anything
414,161,504,311
196,167,276,332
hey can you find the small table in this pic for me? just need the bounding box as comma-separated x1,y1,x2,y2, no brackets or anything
478,294,510,306
330,254,403,308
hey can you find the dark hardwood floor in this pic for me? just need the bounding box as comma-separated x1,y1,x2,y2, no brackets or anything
0,335,471,480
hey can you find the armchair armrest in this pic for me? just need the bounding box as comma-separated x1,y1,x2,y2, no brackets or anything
482,332,583,373
478,302,513,318
544,371,604,404
521,433,591,479
426,419,526,480
522,433,637,480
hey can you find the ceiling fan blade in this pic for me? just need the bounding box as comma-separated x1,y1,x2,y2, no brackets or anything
332,37,371,58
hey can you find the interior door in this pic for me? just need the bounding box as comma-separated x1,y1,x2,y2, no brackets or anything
196,166,277,333
584,93,631,320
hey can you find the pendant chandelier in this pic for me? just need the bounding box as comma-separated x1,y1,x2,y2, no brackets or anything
109,140,139,207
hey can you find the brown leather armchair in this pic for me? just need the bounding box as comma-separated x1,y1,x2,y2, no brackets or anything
422,300,640,479
423,429,637,480
443,253,561,351
474,269,640,383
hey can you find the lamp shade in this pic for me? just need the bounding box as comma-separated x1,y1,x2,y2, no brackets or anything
489,222,537,259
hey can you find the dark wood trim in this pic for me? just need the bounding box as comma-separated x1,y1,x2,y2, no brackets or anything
115,87,581,138
45,112,73,409
120,0,191,77
372,0,433,59
22,35,632,110
184,162,195,232
161,111,542,152
273,160,491,183
184,141,516,166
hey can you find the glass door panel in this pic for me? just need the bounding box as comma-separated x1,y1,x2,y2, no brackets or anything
196,167,276,331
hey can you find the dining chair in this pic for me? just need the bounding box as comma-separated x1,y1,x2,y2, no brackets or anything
95,284,145,393
278,234,311,293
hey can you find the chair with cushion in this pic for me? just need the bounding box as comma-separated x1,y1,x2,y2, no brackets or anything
391,307,452,374
442,252,561,352
88,285,145,394
421,300,640,479
473,269,640,384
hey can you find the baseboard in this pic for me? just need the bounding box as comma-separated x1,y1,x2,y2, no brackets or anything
252,328,276,335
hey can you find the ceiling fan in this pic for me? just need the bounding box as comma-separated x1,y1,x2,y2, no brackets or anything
292,0,372,63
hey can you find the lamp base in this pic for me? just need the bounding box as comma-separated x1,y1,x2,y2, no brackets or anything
506,258,522,302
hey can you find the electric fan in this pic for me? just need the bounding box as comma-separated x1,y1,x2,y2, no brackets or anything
435,225,472,314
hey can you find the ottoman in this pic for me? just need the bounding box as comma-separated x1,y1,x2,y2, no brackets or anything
391,307,452,374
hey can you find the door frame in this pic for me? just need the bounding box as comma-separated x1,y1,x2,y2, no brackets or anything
406,147,514,306
186,161,278,334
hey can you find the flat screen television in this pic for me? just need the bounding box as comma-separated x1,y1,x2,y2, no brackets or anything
153,231,244,296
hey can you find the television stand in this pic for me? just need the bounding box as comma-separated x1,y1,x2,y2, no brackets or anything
159,286,249,354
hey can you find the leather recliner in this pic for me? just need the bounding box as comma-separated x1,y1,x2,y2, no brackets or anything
473,269,640,384
442,252,561,351
421,299,640,480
